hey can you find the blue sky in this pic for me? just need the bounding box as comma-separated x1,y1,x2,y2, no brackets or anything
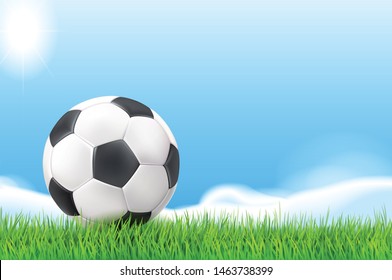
1,0,392,208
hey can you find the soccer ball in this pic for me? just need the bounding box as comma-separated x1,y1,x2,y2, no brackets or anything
43,96,179,224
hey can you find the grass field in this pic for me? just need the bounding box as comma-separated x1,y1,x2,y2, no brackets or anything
1,210,392,260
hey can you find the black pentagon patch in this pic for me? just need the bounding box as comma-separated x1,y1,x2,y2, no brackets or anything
164,144,180,189
112,97,153,118
48,179,79,216
50,110,81,147
120,211,151,226
93,140,139,187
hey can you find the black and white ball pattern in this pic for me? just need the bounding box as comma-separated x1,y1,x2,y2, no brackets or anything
43,96,179,224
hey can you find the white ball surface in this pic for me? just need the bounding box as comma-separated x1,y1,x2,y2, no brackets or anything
124,117,170,165
51,134,93,191
73,179,128,221
75,104,129,146
42,139,53,187
123,165,169,213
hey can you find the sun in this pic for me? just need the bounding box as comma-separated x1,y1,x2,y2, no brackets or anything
0,1,54,79
4,7,43,56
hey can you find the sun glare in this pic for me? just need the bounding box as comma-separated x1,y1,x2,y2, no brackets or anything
5,8,43,56
0,1,54,78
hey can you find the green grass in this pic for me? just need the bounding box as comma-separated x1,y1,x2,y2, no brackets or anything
1,210,392,260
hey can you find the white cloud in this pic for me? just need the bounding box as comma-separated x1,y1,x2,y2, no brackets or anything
0,178,62,217
1,177,392,222
162,177,392,221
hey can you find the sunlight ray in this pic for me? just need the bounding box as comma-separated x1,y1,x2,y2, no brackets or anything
0,50,10,65
22,53,25,95
34,49,53,76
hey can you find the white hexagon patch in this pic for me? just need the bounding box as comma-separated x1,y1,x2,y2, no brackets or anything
73,179,128,221
51,134,93,191
75,103,129,146
151,184,177,220
123,165,169,213
124,117,170,165
152,109,178,148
